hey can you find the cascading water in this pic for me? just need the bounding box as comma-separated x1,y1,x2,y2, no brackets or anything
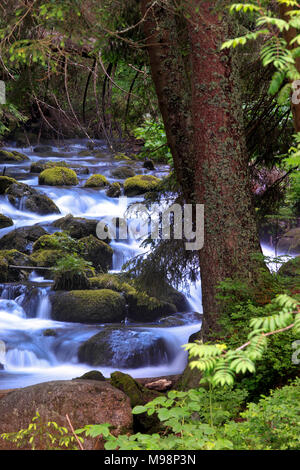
0,140,202,389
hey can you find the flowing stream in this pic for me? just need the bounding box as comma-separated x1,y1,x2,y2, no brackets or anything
0,140,203,389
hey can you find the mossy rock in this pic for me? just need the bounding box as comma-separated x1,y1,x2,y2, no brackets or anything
113,153,132,161
106,182,122,198
0,225,47,254
277,228,300,255
39,167,78,186
77,150,92,157
52,214,101,239
0,249,33,282
5,182,60,215
50,289,126,323
89,274,178,321
84,174,108,188
0,150,29,162
0,176,18,194
0,255,8,282
30,249,65,268
124,175,161,196
111,167,135,179
33,145,53,154
43,329,57,337
32,232,81,253
75,370,106,382
0,214,13,229
30,160,70,173
79,235,113,272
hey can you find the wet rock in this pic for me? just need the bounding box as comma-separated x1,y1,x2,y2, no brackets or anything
144,379,172,391
5,182,60,215
75,370,106,381
0,150,29,163
143,160,155,171
106,182,122,198
124,175,160,196
50,289,126,323
277,228,300,255
80,235,113,272
0,214,13,229
0,250,33,282
0,176,18,194
0,380,132,450
33,145,53,154
39,167,78,186
0,225,47,254
111,166,135,179
84,174,109,188
30,160,69,173
43,329,57,337
52,214,99,239
78,328,177,368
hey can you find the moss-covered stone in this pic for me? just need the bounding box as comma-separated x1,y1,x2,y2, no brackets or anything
39,167,78,186
75,370,106,382
0,150,29,162
0,255,8,282
32,232,81,253
111,167,135,179
52,214,101,239
113,153,132,161
89,274,178,321
50,289,126,323
30,249,64,267
124,175,161,196
277,228,300,255
106,182,122,198
0,249,33,282
84,174,108,188
43,329,57,337
80,235,113,272
0,214,13,229
0,176,18,194
0,225,47,253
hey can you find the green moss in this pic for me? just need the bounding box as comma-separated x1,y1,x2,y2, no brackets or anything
50,289,126,323
80,235,113,272
0,176,18,194
0,214,13,229
0,150,29,162
32,232,82,253
84,174,108,188
106,182,122,198
0,255,8,282
30,249,65,267
39,167,78,186
114,153,132,161
277,228,300,255
124,175,161,196
278,256,300,278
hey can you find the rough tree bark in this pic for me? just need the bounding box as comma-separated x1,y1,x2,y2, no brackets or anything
142,0,264,344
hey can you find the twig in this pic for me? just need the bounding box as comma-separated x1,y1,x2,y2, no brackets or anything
65,414,84,451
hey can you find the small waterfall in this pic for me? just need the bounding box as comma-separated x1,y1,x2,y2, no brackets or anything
36,289,51,319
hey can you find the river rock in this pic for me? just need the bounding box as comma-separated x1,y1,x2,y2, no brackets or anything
0,150,29,163
0,225,47,254
124,175,161,196
0,380,132,450
50,289,126,323
80,235,113,272
111,166,135,179
52,214,99,239
0,176,18,194
106,182,122,198
143,160,155,171
5,182,60,215
78,328,177,368
0,214,13,229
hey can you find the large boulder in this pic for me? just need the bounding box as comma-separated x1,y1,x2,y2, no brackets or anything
39,167,78,186
0,150,29,163
124,175,160,196
80,235,113,272
52,214,99,239
0,225,47,254
277,228,300,255
0,214,13,229
5,182,60,215
50,289,126,323
0,249,33,282
0,380,132,450
78,327,177,368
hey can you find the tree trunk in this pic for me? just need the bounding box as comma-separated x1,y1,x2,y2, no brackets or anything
142,1,264,341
